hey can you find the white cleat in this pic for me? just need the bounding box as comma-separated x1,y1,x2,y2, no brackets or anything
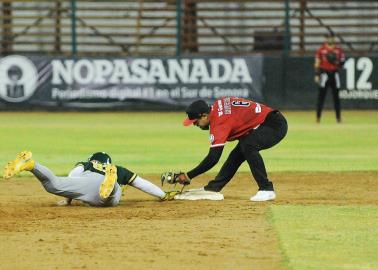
250,190,276,202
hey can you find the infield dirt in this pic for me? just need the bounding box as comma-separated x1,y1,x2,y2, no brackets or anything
0,171,377,270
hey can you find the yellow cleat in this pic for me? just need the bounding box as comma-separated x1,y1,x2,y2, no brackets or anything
99,164,117,200
161,190,181,201
3,151,35,179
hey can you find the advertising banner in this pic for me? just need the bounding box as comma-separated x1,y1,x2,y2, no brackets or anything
0,55,265,109
339,57,378,101
277,56,378,109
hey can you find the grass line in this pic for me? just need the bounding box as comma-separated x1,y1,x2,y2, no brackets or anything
267,206,291,270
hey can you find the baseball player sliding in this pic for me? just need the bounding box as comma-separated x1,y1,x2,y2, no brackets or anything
3,151,178,206
161,97,288,201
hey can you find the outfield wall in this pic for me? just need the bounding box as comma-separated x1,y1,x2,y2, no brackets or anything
0,55,377,110
264,56,378,110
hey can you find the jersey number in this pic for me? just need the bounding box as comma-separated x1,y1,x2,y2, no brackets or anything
232,100,261,113
232,101,251,107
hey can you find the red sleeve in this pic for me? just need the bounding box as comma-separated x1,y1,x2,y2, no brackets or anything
210,124,231,147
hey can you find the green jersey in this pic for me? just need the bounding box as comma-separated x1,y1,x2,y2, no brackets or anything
76,161,137,185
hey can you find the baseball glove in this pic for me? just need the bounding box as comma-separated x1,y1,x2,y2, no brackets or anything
161,171,180,185
161,171,191,186
326,51,337,65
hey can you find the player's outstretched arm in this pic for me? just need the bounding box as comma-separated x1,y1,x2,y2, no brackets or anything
130,176,171,200
186,146,224,180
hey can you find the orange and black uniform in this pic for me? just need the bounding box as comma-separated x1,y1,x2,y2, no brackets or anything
186,97,288,192
315,43,345,122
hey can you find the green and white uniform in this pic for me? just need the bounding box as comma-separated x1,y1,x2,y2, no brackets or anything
32,162,122,207
76,161,138,186
32,160,165,207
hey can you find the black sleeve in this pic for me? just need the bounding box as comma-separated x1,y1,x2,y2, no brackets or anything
187,146,224,179
116,165,137,185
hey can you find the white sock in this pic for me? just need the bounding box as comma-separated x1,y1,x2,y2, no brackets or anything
130,176,165,199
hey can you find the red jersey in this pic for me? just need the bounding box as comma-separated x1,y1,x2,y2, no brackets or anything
209,97,273,147
315,44,345,72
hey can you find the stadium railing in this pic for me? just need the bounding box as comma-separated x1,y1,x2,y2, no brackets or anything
0,0,377,56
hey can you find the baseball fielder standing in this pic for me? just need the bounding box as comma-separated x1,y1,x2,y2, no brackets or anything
162,97,288,201
3,151,177,206
314,32,345,123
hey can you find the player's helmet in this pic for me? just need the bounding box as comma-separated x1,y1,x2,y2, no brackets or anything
88,152,112,165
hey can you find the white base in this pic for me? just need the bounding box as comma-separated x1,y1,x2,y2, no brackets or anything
174,188,224,201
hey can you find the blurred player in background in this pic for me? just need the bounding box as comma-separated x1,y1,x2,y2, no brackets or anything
163,97,288,202
3,151,177,206
314,32,345,123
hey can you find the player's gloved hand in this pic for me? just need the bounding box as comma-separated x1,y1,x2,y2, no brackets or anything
161,171,188,185
161,171,178,185
160,190,181,201
314,75,320,85
176,172,191,185
161,171,191,186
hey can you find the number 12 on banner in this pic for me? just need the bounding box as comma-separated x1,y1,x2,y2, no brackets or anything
344,57,373,90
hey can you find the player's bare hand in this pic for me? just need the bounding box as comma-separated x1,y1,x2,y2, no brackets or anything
314,75,320,85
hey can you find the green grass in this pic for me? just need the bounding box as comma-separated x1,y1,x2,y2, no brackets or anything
278,110,378,172
270,205,378,270
0,110,377,269
0,110,377,175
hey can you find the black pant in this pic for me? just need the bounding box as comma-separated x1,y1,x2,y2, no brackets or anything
316,72,341,121
205,111,288,192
